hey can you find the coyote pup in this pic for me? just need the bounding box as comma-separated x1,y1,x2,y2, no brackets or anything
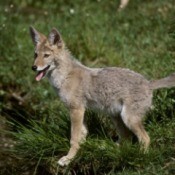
29,27,175,166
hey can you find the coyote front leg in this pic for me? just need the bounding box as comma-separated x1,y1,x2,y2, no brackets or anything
58,107,85,166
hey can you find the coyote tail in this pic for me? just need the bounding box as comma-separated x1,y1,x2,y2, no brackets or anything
150,73,175,90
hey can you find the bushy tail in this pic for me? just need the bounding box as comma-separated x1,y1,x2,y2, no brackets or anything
150,73,175,90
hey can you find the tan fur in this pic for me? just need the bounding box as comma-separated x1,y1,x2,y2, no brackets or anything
119,0,130,10
29,27,175,166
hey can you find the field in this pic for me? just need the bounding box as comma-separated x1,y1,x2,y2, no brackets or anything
0,0,175,174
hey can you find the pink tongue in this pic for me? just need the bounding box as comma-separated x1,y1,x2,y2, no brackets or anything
36,72,44,81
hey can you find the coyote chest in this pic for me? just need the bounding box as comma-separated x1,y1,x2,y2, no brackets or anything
47,71,71,105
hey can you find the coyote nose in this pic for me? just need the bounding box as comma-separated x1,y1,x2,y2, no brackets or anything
32,65,37,71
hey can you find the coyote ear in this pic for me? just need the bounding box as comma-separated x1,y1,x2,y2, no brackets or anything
29,26,41,46
49,28,62,47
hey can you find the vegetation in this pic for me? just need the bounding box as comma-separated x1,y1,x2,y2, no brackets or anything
0,0,175,174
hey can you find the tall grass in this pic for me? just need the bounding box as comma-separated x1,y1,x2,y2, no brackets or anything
0,0,175,174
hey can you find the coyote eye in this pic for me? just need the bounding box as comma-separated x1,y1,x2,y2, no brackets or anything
44,54,50,58
34,53,37,59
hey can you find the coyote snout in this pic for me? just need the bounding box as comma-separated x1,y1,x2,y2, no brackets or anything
31,65,37,71
31,63,51,81
29,26,175,167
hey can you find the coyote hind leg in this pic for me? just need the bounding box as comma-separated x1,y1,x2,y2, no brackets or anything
121,106,150,152
111,115,133,144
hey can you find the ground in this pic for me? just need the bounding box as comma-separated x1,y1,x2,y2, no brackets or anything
0,0,175,174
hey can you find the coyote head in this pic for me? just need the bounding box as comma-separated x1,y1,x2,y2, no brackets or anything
29,27,64,81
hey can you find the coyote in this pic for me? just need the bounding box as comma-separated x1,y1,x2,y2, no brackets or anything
29,27,175,166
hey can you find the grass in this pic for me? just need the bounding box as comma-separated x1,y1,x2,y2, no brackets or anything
0,0,175,174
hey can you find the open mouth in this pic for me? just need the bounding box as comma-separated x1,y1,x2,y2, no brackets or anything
36,65,50,81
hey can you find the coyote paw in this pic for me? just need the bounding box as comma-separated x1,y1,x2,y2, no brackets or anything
58,156,71,167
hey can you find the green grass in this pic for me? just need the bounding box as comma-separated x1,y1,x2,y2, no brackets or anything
0,0,175,174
